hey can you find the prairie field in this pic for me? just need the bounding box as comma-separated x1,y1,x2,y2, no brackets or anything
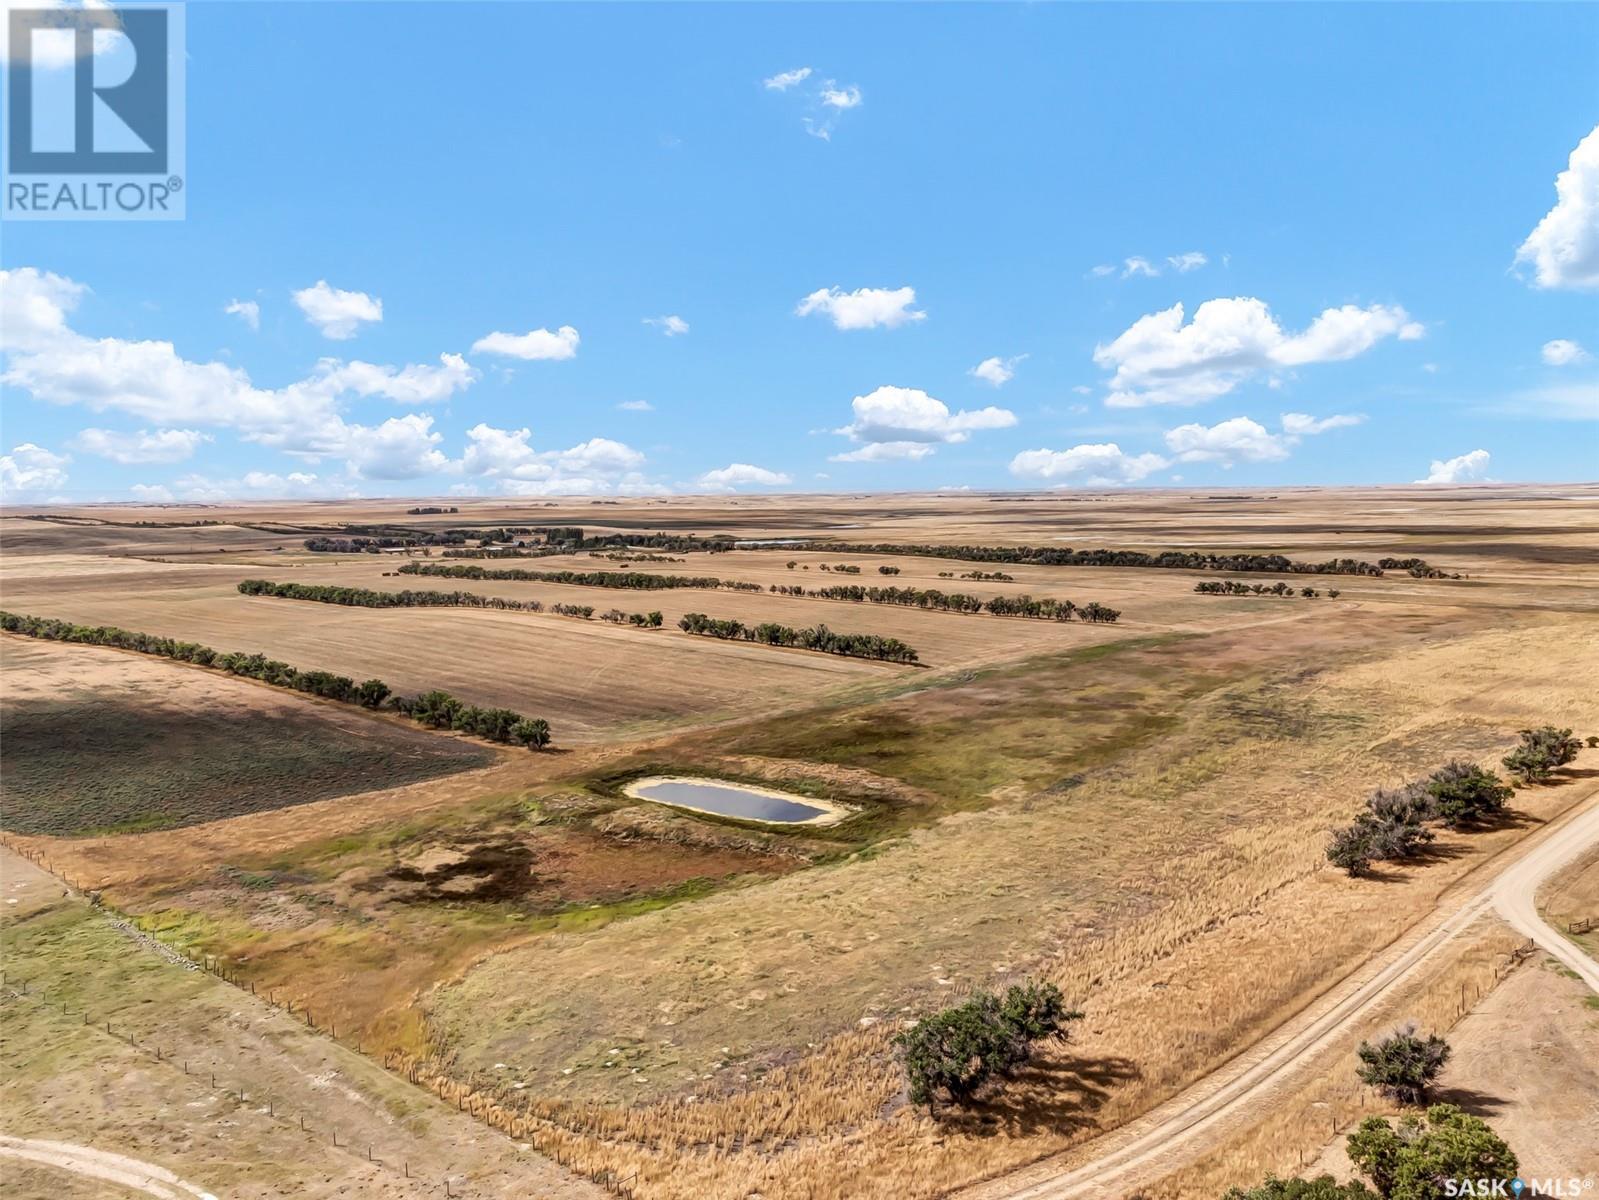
0,638,491,836
1,485,1597,1200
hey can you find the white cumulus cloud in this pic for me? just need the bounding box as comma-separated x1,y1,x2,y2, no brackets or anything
617,399,654,412
969,354,1026,388
1416,449,1491,485
292,280,382,340
796,286,925,331
73,427,209,464
1280,411,1366,436
342,414,449,480
471,325,580,360
830,441,937,463
644,314,689,336
820,83,862,109
832,384,1015,463
1542,338,1590,366
1009,443,1167,487
1163,417,1291,465
458,424,660,496
173,470,353,501
1095,297,1421,407
223,299,260,331
763,66,813,91
0,267,85,351
1515,124,1599,290
1164,411,1365,468
311,352,478,404
0,442,70,499
697,463,792,491
0,267,479,470
1122,257,1159,279
1167,252,1209,273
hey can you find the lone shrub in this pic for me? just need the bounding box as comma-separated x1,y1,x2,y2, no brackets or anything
1355,1025,1450,1105
895,981,1081,1111
1502,726,1581,784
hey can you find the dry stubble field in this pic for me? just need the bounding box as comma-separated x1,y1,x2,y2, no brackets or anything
1,485,1597,1199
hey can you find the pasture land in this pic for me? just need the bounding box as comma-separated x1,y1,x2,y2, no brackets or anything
2,486,1597,1199
0,848,604,1200
0,638,490,836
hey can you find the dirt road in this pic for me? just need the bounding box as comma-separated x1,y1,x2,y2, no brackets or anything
0,1135,218,1199
967,786,1599,1200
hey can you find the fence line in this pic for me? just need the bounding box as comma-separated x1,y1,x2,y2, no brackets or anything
0,839,503,1199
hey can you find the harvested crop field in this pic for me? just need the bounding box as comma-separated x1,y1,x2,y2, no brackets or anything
0,556,908,742
0,638,491,836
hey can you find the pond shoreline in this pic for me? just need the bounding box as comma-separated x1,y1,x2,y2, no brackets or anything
623,775,855,827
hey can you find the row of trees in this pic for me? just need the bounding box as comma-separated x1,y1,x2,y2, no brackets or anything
1,610,392,707
239,579,548,611
395,690,550,747
677,613,921,663
792,584,1122,623
397,561,764,592
0,610,553,749
401,529,1414,578
1377,556,1460,579
438,530,1393,576
1195,580,1340,598
600,609,664,626
960,570,1014,582
895,981,1082,1110
1326,761,1514,876
302,523,585,554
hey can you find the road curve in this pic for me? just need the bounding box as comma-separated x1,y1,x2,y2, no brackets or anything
968,786,1599,1200
0,1135,219,1199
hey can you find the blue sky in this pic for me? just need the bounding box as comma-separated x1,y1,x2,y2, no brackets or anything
2,1,1596,502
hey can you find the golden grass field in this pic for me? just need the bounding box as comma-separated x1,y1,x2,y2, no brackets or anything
2,485,1597,1199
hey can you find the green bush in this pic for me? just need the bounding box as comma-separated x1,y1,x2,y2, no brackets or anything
1422,762,1512,828
1345,1105,1515,1200
1223,1176,1375,1199
1502,726,1581,784
895,981,1081,1111
1355,1025,1449,1105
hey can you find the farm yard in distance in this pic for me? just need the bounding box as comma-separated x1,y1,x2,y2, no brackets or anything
2,486,1597,1199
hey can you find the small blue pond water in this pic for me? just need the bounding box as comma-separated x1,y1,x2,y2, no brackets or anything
630,778,828,824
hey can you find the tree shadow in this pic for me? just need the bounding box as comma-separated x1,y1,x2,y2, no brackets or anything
1359,840,1472,883
932,1053,1142,1137
1471,806,1538,832
1432,1085,1508,1116
1551,765,1599,781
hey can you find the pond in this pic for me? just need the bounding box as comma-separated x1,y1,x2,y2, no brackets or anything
623,776,852,826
